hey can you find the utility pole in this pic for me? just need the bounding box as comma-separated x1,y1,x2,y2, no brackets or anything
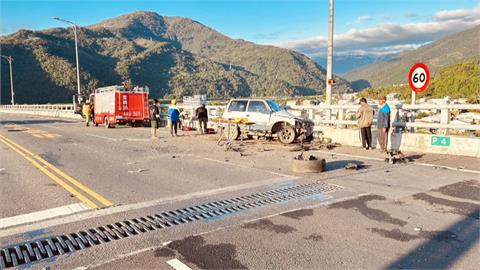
53,17,81,102
1,55,15,105
325,0,334,105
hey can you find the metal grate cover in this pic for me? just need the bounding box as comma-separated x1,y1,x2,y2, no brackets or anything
0,182,340,269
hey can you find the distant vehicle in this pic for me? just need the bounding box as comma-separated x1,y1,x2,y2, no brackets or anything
90,85,150,128
221,98,314,144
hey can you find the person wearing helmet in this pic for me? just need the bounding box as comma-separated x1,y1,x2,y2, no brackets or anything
82,100,91,127
168,99,180,136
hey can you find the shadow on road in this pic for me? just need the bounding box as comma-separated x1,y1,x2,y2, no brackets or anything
386,213,479,269
325,159,370,171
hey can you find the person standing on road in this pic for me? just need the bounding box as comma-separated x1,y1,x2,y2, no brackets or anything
377,96,391,152
168,99,180,137
356,98,373,150
196,104,208,134
82,100,91,127
149,99,160,139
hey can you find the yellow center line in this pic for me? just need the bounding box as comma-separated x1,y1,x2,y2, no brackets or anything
0,138,99,209
0,134,113,208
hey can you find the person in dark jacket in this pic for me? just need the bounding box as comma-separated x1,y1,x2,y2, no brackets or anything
149,99,160,139
196,104,208,134
377,96,391,152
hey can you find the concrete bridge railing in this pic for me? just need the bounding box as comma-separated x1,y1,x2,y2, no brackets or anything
0,104,82,119
288,103,480,157
1,103,479,157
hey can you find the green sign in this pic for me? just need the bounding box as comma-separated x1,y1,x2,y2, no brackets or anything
431,136,450,147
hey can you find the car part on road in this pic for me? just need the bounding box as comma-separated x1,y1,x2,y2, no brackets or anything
344,163,358,170
0,182,341,269
291,153,326,173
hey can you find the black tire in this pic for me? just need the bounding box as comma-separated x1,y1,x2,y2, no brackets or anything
278,125,296,144
291,158,326,173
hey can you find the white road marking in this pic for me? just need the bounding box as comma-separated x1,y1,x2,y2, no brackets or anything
166,259,192,270
0,203,89,230
314,150,480,174
0,176,297,238
85,133,118,142
192,154,296,178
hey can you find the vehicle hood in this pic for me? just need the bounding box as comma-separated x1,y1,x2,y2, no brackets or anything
273,110,312,123
273,110,297,119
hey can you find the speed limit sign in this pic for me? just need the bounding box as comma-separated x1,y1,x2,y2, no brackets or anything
408,63,430,92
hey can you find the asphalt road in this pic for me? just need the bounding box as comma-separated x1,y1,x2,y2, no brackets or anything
0,113,478,269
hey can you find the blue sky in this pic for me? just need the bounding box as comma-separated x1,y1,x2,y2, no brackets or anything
1,0,479,56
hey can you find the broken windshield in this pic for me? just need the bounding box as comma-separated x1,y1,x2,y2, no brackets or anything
267,100,282,112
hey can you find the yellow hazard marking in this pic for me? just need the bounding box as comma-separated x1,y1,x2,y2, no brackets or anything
5,124,60,139
0,134,113,209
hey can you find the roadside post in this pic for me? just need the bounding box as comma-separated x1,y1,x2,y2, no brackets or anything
408,63,431,133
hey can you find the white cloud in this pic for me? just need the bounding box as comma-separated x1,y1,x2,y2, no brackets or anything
276,7,480,57
356,16,373,22
434,8,480,21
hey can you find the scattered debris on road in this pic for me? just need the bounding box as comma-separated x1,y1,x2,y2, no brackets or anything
128,169,148,173
345,163,358,170
385,150,407,164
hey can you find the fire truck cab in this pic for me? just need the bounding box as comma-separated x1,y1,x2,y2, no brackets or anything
92,85,150,128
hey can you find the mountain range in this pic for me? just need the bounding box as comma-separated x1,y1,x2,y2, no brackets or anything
345,25,480,90
0,11,351,104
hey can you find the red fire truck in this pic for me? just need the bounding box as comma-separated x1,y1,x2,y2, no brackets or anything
90,85,150,128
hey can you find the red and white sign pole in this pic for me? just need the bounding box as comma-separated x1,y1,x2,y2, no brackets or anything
408,63,430,105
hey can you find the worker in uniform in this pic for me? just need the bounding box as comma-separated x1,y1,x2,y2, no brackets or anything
82,100,91,127
168,99,180,137
149,99,160,139
196,104,209,134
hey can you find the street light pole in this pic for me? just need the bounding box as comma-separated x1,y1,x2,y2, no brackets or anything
1,55,15,105
53,17,81,101
325,0,334,105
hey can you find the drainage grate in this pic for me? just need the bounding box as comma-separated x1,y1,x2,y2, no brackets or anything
0,182,341,269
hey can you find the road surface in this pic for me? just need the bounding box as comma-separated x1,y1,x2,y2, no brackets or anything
0,113,478,269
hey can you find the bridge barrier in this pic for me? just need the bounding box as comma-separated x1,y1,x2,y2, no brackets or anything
1,103,479,157
0,104,82,119
289,103,480,158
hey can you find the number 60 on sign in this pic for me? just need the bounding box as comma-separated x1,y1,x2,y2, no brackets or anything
408,63,430,93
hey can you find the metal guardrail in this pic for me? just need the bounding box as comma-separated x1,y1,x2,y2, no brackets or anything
1,103,479,132
290,103,480,132
0,104,75,112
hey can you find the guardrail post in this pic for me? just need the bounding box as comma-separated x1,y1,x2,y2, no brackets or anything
440,108,450,135
325,108,331,123
409,111,416,133
308,109,316,122
338,108,345,128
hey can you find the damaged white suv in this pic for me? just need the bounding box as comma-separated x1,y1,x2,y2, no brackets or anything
221,99,314,144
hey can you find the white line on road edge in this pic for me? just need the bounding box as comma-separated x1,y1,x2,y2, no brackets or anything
313,150,480,175
0,203,89,230
192,154,296,178
0,176,298,238
85,133,118,142
166,259,192,270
